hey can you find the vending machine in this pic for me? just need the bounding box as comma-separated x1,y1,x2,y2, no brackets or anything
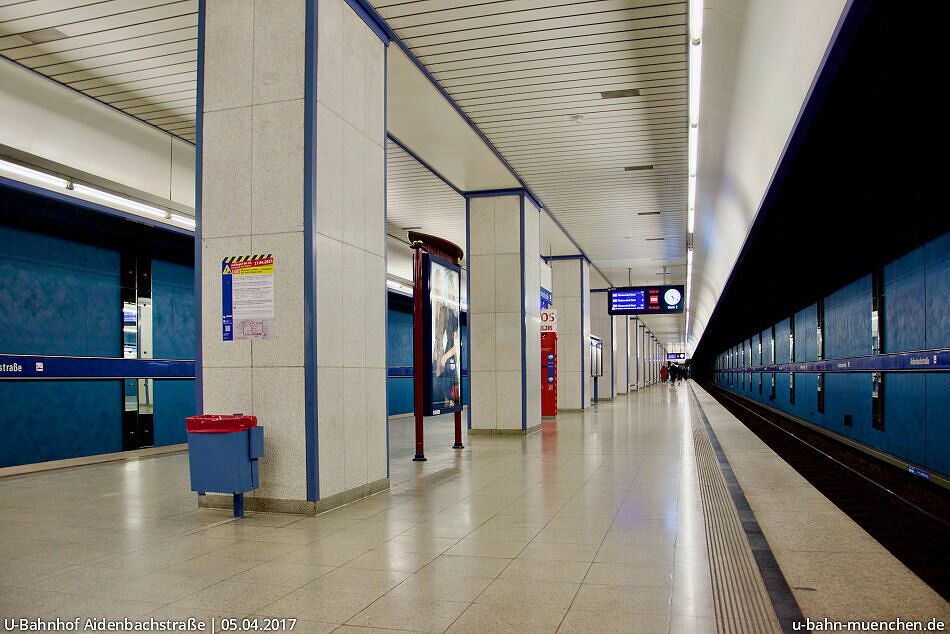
541,331,557,417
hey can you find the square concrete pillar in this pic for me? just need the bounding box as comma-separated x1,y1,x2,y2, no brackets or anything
198,0,387,513
467,192,542,434
589,290,613,400
612,315,629,395
550,257,591,410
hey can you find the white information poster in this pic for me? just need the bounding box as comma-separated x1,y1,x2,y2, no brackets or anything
222,255,274,341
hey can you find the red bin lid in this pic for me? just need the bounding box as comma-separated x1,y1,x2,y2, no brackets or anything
186,414,257,433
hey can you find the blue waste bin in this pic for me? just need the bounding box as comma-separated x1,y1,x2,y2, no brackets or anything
186,414,263,517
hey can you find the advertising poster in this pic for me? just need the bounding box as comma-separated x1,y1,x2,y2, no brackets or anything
222,254,275,341
426,254,462,415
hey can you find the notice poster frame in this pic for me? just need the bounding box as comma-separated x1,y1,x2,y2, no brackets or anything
423,252,464,416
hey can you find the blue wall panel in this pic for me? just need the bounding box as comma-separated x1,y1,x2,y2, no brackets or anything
151,258,196,447
815,373,870,441
387,378,414,417
153,258,196,359
775,319,790,364
0,224,124,467
925,232,950,350
0,381,122,467
884,246,925,353
0,226,120,357
796,304,818,361
796,373,820,424
151,258,197,447
153,380,194,447
881,373,925,466
825,275,870,359
926,374,950,476
387,309,413,368
774,371,790,410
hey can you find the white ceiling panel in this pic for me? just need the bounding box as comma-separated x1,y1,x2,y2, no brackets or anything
386,138,468,256
0,0,692,347
0,0,197,142
374,0,689,346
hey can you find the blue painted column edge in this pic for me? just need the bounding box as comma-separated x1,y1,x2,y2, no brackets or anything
520,194,527,430
194,0,205,415
465,198,472,430
580,259,585,408
303,0,320,501
383,42,391,477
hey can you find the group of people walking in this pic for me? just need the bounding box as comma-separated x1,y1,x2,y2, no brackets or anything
660,363,686,383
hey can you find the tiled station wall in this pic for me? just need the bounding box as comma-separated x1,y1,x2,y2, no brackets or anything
0,190,195,468
714,231,950,477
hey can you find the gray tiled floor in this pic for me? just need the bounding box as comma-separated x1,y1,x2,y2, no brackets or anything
1,383,714,632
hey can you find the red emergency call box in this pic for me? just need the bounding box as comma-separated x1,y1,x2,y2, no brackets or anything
541,332,557,417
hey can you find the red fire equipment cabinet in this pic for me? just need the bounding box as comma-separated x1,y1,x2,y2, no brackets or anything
541,332,557,417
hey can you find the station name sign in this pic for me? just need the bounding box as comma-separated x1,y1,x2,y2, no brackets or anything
608,285,685,315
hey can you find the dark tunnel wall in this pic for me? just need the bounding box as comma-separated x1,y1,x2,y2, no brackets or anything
700,0,950,479
694,0,950,370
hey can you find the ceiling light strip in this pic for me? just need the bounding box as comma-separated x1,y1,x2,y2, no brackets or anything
686,0,703,351
0,158,194,232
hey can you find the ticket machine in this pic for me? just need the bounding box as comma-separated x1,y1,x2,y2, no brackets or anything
541,331,557,417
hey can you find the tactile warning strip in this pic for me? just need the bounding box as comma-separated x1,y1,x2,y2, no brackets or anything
690,391,782,633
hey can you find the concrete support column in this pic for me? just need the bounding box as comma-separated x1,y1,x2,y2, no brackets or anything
612,316,628,396
589,290,613,400
199,0,387,513
468,193,542,434
629,317,639,390
550,257,591,410
637,320,652,388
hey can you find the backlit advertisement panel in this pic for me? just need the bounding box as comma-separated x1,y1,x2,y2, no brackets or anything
425,254,463,415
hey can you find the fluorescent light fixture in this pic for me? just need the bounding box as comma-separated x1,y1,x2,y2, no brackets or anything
72,183,168,219
0,159,69,189
1,158,195,232
686,249,693,312
171,214,196,228
688,175,696,211
386,278,413,295
688,207,695,234
689,0,703,43
689,43,702,127
688,127,698,176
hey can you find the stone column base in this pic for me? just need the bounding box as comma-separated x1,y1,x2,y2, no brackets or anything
468,424,541,436
197,477,390,515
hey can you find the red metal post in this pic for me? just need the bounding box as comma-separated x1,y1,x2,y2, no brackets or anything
453,410,464,449
412,243,427,461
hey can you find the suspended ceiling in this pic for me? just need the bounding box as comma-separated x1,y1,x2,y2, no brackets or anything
0,1,198,143
373,0,689,345
0,0,701,347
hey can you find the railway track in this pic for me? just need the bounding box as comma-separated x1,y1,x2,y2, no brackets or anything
703,381,950,602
